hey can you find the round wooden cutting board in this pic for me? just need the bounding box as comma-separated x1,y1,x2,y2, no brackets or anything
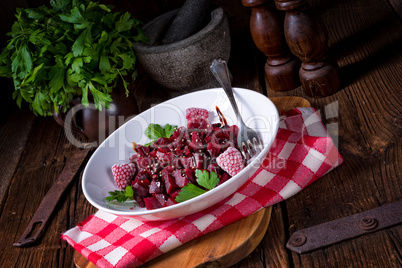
74,96,311,268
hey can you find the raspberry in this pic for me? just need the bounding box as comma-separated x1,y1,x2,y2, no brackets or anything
216,147,245,176
111,163,136,189
186,107,209,120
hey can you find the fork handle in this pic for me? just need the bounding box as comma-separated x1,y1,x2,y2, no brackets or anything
210,59,244,125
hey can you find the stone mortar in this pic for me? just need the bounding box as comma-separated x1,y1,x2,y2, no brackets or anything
133,7,231,92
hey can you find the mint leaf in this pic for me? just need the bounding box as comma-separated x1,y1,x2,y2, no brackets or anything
196,170,219,190
175,184,207,203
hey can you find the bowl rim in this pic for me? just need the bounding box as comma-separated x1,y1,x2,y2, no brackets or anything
82,87,279,218
133,7,227,54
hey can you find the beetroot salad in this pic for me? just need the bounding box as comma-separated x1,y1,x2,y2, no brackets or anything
106,107,246,210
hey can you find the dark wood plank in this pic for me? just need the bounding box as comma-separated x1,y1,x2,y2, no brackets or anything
0,116,78,267
260,0,402,267
0,109,35,210
388,0,402,17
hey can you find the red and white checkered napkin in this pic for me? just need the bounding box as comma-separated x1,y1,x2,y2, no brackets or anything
62,107,343,268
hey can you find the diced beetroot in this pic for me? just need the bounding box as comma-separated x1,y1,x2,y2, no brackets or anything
134,170,151,183
161,166,179,194
207,163,220,175
226,125,239,139
144,196,163,210
132,180,150,199
207,142,221,157
170,189,181,199
136,156,152,173
151,160,163,174
172,157,182,169
169,127,189,144
179,156,195,168
193,153,205,169
166,196,178,206
133,143,150,156
164,174,179,195
161,165,174,175
154,193,168,207
151,137,170,149
189,131,205,152
134,195,145,208
148,149,157,158
182,145,192,157
219,172,231,185
111,107,246,209
184,168,197,184
156,150,174,168
129,154,139,163
214,128,229,140
149,178,165,194
173,169,189,188
187,117,213,133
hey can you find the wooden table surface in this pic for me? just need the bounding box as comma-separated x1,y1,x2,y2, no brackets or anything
0,0,401,267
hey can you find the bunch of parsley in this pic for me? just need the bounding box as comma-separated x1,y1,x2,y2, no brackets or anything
0,0,147,116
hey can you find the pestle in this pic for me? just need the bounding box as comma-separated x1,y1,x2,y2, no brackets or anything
162,0,211,44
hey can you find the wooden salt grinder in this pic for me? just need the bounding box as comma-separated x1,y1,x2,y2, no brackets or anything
275,0,340,97
242,0,300,92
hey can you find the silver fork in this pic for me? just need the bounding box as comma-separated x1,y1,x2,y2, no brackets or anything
210,59,263,160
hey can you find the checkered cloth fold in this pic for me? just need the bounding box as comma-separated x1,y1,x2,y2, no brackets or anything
62,107,343,268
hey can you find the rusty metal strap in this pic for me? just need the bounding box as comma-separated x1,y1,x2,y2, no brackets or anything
13,148,92,247
286,200,402,253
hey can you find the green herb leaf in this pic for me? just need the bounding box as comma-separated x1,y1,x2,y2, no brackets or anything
115,12,134,32
175,170,219,203
0,0,148,117
144,123,177,146
164,124,176,138
196,170,219,190
125,185,134,198
105,186,135,203
175,184,207,203
72,26,92,57
49,56,65,94
11,45,33,79
145,123,165,141
99,55,110,73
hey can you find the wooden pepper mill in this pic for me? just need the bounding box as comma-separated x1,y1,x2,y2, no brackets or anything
242,0,300,92
275,0,340,97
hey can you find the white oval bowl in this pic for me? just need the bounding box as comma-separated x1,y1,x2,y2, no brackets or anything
82,88,279,221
